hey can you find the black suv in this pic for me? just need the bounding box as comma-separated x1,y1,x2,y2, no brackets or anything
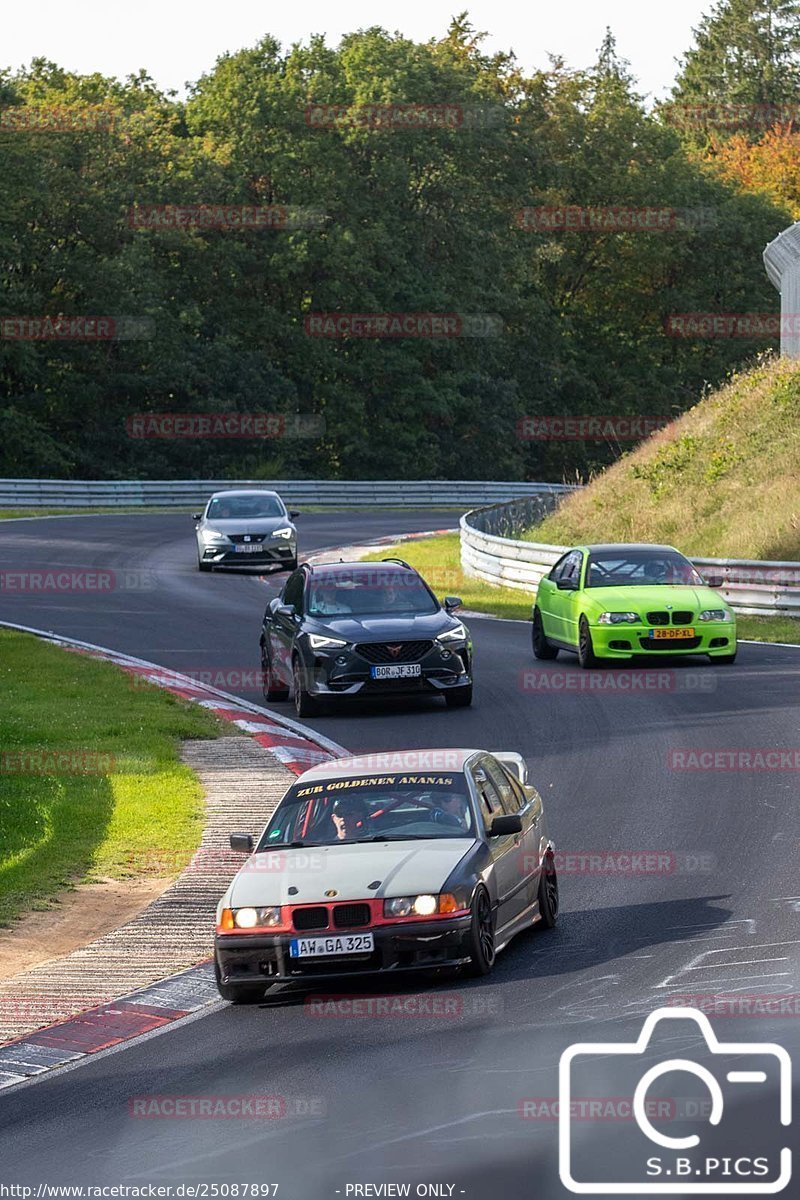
259,559,473,715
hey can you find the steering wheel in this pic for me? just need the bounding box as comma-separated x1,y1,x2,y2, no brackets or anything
431,809,463,829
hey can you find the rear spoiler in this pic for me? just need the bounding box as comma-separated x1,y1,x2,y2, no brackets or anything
491,751,530,786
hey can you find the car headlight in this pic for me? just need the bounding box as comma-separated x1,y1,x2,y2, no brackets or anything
383,894,460,918
308,634,348,650
224,906,282,929
201,528,229,543
272,527,294,540
698,609,733,622
436,623,467,644
597,612,640,625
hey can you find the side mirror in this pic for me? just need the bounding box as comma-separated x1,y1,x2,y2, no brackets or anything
274,603,296,620
489,814,522,837
230,833,254,853
705,575,724,589
289,510,301,519
192,513,202,521
444,596,463,612
556,578,578,591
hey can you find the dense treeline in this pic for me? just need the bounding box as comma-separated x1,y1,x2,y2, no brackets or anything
0,12,792,481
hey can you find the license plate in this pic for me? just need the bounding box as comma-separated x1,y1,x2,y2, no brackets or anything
289,933,374,958
650,627,695,639
235,543,262,553
370,663,421,679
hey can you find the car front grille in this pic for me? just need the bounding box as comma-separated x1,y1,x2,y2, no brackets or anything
332,903,371,929
228,534,266,544
647,611,669,625
292,906,329,931
355,640,433,665
647,610,695,626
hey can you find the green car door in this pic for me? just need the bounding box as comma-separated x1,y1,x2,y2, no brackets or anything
539,549,583,644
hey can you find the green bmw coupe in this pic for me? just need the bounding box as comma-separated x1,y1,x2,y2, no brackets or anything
532,543,737,667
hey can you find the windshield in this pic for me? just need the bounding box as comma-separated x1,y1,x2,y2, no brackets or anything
206,495,284,520
258,774,475,846
306,569,439,617
586,550,704,588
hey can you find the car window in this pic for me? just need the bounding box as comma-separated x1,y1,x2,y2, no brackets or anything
207,495,284,519
561,550,583,586
471,761,506,832
484,760,522,813
548,552,571,583
282,571,304,612
586,550,702,588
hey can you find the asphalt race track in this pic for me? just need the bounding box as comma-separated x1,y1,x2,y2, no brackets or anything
1,512,799,1199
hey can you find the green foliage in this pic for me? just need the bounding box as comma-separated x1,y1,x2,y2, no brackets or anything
0,27,791,481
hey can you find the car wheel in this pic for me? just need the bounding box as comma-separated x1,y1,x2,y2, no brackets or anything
537,852,559,929
445,684,472,708
261,643,289,701
532,608,558,660
214,959,264,1004
293,657,320,717
197,558,212,573
711,652,737,665
466,887,496,977
578,616,598,668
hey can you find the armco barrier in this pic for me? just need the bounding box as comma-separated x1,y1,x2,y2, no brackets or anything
460,503,800,618
0,479,575,510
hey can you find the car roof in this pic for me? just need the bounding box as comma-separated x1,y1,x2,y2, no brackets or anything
302,559,417,576
208,489,281,500
296,750,483,781
580,543,681,554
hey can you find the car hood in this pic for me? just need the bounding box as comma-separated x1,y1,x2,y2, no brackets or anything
226,839,474,907
583,585,728,615
202,517,292,535
306,611,454,641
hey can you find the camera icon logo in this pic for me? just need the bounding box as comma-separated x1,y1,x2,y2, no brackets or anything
559,1006,792,1194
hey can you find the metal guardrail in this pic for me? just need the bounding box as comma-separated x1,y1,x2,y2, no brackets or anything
0,478,576,510
460,504,800,617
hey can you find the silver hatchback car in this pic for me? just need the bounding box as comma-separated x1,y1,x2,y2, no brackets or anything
194,489,299,572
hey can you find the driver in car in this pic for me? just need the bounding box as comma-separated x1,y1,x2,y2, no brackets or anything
331,796,369,841
431,792,471,831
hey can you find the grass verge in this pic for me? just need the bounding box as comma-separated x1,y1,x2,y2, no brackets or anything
364,536,800,645
0,630,229,926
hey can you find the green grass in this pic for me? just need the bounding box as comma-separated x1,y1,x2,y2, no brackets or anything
364,537,800,645
362,533,533,620
0,630,229,926
528,355,800,560
736,615,800,644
